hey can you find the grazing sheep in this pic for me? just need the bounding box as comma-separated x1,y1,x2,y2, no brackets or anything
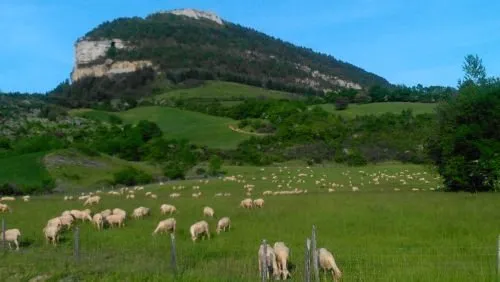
59,215,74,230
253,198,265,208
61,210,72,217
317,248,342,281
160,204,177,215
132,207,150,219
83,195,101,206
150,194,158,199
1,229,21,250
203,206,214,217
112,208,127,219
169,193,181,198
240,198,253,209
0,196,15,201
46,217,63,229
106,214,125,228
92,213,104,230
273,242,291,279
216,217,231,234
189,220,210,242
0,203,10,213
100,209,112,218
70,210,92,222
43,225,61,246
152,218,176,235
258,243,280,280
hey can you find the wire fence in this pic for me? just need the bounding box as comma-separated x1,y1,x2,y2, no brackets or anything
1,219,499,281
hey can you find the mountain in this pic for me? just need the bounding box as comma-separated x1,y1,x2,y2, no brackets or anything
53,8,390,105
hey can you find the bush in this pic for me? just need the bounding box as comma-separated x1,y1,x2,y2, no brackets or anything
163,162,187,180
208,155,222,176
113,167,153,186
335,97,349,111
346,150,368,166
195,167,207,176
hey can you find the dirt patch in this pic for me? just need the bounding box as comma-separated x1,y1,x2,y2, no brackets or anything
43,152,108,169
228,125,270,136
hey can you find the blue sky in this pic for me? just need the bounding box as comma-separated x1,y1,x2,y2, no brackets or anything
1,0,499,93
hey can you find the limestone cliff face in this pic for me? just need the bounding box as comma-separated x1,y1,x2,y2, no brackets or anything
164,8,224,25
71,38,153,82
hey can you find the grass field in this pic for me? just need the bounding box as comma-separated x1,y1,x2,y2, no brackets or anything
44,149,161,191
1,163,497,281
69,108,121,123
319,102,437,118
0,152,52,186
155,81,302,101
116,106,250,149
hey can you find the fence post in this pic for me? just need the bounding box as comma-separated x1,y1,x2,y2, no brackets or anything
312,225,319,282
74,226,80,261
261,239,267,282
497,234,500,279
170,233,177,276
305,238,311,282
2,218,5,252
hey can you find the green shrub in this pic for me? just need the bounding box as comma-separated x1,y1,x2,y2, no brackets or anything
113,167,152,186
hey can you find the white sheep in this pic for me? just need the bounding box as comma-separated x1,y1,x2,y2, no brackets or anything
132,207,150,219
317,248,342,281
160,204,177,215
61,210,72,217
59,214,74,230
70,210,92,222
203,206,214,217
106,214,125,228
1,228,21,250
0,203,10,213
46,217,63,229
43,225,61,246
216,217,231,234
83,195,101,206
112,208,127,219
100,209,112,218
190,220,210,242
0,196,15,201
253,198,265,208
92,213,104,230
258,243,280,280
273,242,291,279
152,218,176,235
240,198,253,209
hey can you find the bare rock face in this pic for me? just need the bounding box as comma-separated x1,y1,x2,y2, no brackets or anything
164,8,224,25
71,39,153,81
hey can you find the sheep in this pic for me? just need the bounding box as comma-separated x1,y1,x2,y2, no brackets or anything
170,193,181,198
240,198,253,209
92,213,104,230
112,208,127,219
1,229,21,250
132,207,150,219
0,196,15,201
83,195,101,206
160,204,177,215
0,203,10,213
253,198,265,208
100,209,112,218
216,217,231,234
43,225,61,246
59,214,74,230
46,217,63,229
203,206,215,217
317,248,342,281
61,210,72,217
106,214,125,228
70,210,92,222
189,220,210,242
150,194,158,199
258,243,280,280
273,242,291,279
152,218,176,235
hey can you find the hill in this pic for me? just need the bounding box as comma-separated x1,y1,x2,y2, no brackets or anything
319,102,437,118
71,106,251,149
49,8,390,106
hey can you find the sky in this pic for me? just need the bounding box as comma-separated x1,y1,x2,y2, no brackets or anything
1,0,499,93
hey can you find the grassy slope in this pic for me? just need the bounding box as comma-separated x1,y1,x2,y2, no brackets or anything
0,152,51,186
155,81,302,100
116,106,249,149
69,108,120,123
45,149,161,191
1,163,497,281
319,102,437,118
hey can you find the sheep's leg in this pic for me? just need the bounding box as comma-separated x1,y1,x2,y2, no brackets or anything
15,240,19,250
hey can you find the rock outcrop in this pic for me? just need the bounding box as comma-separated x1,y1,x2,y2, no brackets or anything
164,8,224,25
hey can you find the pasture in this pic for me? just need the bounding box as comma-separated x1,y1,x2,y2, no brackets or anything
0,163,498,281
319,102,437,118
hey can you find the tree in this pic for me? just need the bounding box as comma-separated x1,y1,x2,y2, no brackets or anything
427,55,500,192
335,97,349,111
208,155,222,176
459,54,486,87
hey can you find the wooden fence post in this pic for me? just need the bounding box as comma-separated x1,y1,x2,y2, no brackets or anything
2,218,5,252
261,239,267,282
170,233,177,275
312,225,319,282
74,226,80,261
305,238,311,282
